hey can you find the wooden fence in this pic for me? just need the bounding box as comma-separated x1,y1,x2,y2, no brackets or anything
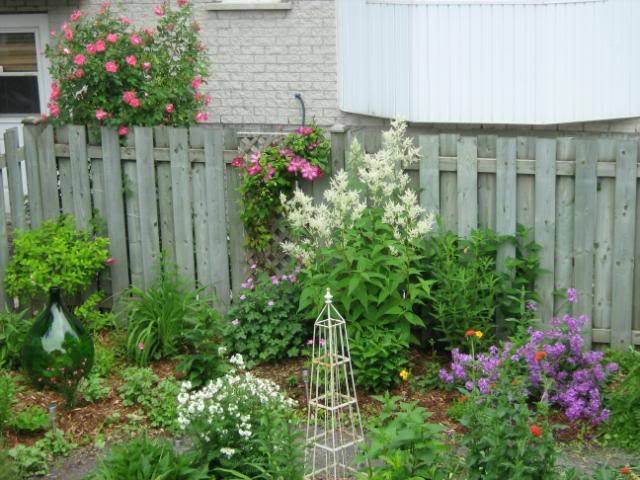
0,122,639,349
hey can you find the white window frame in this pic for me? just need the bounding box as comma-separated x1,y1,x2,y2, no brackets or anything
0,13,51,120
367,0,605,5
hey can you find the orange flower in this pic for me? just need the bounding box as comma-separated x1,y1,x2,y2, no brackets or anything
534,351,547,362
465,329,476,338
530,425,542,437
620,467,632,475
459,395,468,403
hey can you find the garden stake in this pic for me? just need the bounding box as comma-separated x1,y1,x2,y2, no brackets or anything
305,289,364,479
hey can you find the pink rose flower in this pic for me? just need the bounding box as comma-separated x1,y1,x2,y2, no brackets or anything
64,29,74,41
73,54,86,65
122,91,136,104
177,0,188,6
95,109,108,120
49,102,61,118
106,33,118,43
118,126,128,136
154,5,164,16
63,47,71,55
193,92,203,101
69,10,82,21
144,27,154,36
130,34,142,46
165,103,174,113
204,95,212,106
195,111,208,123
120,16,131,24
86,43,97,54
74,69,85,78
129,98,141,108
50,82,60,101
105,257,117,265
50,30,56,37
125,55,137,66
105,61,118,73
191,75,202,89
99,1,110,13
142,62,151,72
95,40,106,52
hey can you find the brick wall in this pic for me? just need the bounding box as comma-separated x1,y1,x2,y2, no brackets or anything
9,0,640,133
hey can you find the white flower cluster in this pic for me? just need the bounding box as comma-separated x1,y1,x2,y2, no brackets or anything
282,119,435,262
176,359,297,457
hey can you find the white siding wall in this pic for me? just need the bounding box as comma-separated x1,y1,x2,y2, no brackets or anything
337,0,640,125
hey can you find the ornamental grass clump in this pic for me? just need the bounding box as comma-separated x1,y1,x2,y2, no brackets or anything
439,289,618,424
45,1,209,129
177,354,303,479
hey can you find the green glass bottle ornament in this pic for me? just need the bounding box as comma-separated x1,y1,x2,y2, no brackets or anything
22,286,94,407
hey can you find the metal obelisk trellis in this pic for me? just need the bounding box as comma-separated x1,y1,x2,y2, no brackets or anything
305,289,364,480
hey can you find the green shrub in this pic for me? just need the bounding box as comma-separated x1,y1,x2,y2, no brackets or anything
11,405,50,433
356,393,450,480
8,444,48,477
86,436,208,480
0,310,30,369
349,325,409,392
603,348,640,453
117,367,159,406
177,308,228,387
460,374,557,479
92,342,116,378
0,448,20,480
74,292,115,335
0,374,16,434
5,215,109,304
224,271,306,367
421,225,540,349
78,375,111,403
121,261,218,366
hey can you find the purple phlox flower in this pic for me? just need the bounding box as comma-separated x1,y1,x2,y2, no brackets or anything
232,318,240,326
439,369,454,384
306,339,313,346
241,277,254,289
465,380,474,391
477,378,491,394
566,287,578,304
270,275,279,285
250,263,257,270
526,301,537,311
605,362,619,373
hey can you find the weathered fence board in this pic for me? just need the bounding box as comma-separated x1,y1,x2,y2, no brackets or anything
1,123,639,349
0,169,8,308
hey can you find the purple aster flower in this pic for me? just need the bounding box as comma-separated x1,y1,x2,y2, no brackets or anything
566,288,578,304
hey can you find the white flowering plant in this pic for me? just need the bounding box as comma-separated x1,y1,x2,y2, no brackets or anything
177,353,304,478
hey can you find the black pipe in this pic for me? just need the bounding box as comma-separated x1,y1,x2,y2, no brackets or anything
294,93,305,127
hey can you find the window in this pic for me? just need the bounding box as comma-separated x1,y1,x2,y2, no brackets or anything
0,32,40,114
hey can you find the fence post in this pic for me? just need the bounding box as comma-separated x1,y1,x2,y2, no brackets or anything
457,136,478,237
0,167,9,308
38,125,59,221
68,125,92,231
22,119,44,228
419,134,440,216
4,128,26,231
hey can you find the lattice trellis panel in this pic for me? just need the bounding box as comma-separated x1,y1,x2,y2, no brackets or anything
236,131,293,274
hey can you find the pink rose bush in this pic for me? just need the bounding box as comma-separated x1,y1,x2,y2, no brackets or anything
232,124,331,259
45,1,210,128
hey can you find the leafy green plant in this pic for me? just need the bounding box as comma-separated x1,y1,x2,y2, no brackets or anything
93,342,116,378
0,374,16,434
38,430,77,457
177,310,228,387
8,444,49,477
0,309,30,369
121,261,218,365
78,375,111,403
460,372,557,480
224,270,306,367
356,393,450,480
11,405,50,433
46,2,209,128
86,435,208,480
0,448,20,480
74,292,115,335
349,324,410,392
5,215,109,304
603,348,640,453
421,225,540,349
117,366,159,406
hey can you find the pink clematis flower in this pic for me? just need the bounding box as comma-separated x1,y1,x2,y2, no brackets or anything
264,163,276,182
95,109,108,120
105,61,118,73
125,55,137,66
73,54,86,65
231,156,244,168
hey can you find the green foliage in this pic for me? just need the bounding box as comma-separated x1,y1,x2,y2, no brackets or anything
0,374,16,434
356,393,449,480
0,310,30,370
5,216,109,303
460,374,557,480
86,436,209,480
38,430,77,457
122,261,218,365
46,2,209,128
224,271,306,367
349,325,410,392
421,225,540,349
92,342,116,378
0,448,20,480
413,360,448,392
74,292,115,335
117,366,159,406
117,367,179,431
236,124,331,260
603,348,640,453
78,375,111,403
11,405,50,433
177,309,228,388
8,444,49,477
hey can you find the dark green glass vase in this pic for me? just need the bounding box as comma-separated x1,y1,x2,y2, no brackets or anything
22,286,94,407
